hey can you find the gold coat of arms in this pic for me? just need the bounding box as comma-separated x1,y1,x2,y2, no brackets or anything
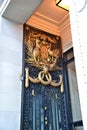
24,26,64,93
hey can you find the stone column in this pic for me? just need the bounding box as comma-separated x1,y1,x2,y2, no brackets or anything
69,0,87,130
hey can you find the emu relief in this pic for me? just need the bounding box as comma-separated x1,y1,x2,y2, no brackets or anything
24,25,64,93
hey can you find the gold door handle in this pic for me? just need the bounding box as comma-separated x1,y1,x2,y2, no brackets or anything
25,67,29,88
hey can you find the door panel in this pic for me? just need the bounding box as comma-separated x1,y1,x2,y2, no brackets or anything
67,62,82,121
21,24,67,130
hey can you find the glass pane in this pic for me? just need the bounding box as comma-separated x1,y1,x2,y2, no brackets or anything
67,61,82,121
75,126,84,130
66,51,74,60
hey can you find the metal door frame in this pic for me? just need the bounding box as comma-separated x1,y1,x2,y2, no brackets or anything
63,48,83,130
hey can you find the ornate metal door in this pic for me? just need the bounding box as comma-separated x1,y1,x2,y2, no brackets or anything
21,24,67,130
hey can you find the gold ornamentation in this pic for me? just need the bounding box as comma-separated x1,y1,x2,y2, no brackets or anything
38,71,52,85
25,68,64,93
25,35,62,71
25,68,29,88
25,28,64,92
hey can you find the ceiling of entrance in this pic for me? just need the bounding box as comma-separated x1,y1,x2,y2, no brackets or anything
26,0,69,26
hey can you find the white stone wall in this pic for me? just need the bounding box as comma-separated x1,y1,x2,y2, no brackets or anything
0,16,23,130
70,1,87,130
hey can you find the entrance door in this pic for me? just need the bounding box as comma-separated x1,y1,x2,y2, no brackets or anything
21,24,67,130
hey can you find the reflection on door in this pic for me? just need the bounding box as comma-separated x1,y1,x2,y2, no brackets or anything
21,24,67,130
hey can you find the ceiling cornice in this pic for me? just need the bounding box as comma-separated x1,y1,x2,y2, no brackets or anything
59,13,70,25
34,12,60,26
27,13,61,36
57,13,71,35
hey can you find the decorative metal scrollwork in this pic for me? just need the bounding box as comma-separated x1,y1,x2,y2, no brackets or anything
25,68,64,93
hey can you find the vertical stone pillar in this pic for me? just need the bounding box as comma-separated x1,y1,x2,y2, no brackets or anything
69,1,87,130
